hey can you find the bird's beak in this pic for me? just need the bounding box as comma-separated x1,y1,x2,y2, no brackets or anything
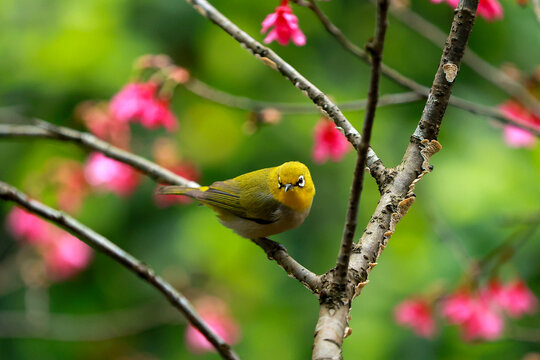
284,183,293,192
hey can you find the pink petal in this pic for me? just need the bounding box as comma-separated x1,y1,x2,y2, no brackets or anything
503,125,537,148
261,13,278,33
292,29,307,46
264,29,278,44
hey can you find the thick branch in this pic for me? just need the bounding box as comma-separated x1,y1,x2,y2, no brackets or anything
184,0,383,171
251,238,321,293
0,181,239,360
313,0,390,358
294,0,540,134
0,121,198,187
350,0,479,294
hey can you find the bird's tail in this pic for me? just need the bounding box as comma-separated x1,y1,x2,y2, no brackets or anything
157,185,198,196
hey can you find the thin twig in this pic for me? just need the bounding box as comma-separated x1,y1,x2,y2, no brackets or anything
251,238,321,293
186,78,422,113
0,121,199,187
0,181,240,360
293,0,540,135
184,0,383,172
0,302,180,341
334,0,389,288
387,3,540,115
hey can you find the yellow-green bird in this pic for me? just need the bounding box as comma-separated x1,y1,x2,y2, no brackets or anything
157,161,315,239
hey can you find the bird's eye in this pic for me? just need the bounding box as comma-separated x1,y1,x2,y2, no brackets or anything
297,175,305,188
278,176,282,189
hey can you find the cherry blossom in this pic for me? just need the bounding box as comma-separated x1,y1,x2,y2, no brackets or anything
499,100,540,148
110,82,178,131
430,0,503,21
394,299,436,338
84,152,139,196
6,207,52,244
184,296,241,353
42,232,93,280
261,0,306,46
312,118,351,163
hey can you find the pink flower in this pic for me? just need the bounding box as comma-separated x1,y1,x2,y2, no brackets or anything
442,289,504,341
441,291,476,325
261,0,306,46
394,299,436,338
77,101,131,149
499,100,540,148
491,279,538,318
139,98,178,131
430,0,503,21
185,297,241,353
84,153,139,196
42,232,93,280
6,207,52,244
312,118,351,163
503,125,537,148
109,82,178,131
461,301,504,341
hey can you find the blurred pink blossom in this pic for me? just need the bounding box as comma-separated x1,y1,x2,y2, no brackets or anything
499,100,540,148
261,0,306,46
312,118,351,163
6,207,52,244
430,0,503,20
489,279,538,318
442,289,504,341
394,299,436,338
84,153,139,196
43,232,93,280
185,297,241,353
77,101,131,149
441,291,476,325
461,301,504,340
503,126,537,148
110,82,178,131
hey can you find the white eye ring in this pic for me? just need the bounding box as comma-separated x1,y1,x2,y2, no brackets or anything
297,175,305,188
278,176,282,189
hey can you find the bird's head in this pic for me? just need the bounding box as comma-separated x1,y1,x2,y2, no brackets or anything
270,161,315,212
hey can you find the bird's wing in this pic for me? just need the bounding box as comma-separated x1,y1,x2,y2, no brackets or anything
200,176,281,225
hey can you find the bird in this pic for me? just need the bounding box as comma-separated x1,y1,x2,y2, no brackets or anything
157,161,315,239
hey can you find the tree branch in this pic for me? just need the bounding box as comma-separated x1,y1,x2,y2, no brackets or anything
184,0,383,172
313,0,390,357
333,0,389,290
0,302,180,341
186,77,422,113
349,0,479,298
251,238,321,293
293,0,540,134
0,121,199,187
0,181,240,360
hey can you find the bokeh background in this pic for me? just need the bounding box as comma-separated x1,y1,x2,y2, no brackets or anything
1,0,539,359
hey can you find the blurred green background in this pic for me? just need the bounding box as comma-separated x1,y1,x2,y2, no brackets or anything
1,0,539,359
